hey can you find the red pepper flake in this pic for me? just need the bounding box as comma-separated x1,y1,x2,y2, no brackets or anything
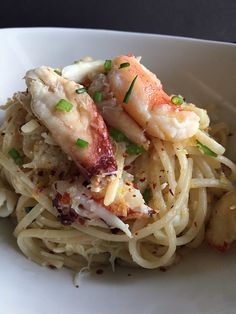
124,165,131,171
215,241,230,253
38,186,44,193
96,269,104,275
61,192,71,205
152,183,157,189
82,78,91,88
58,208,79,226
78,217,85,225
139,178,146,182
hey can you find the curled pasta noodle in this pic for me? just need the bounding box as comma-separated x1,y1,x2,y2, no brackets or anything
0,187,18,217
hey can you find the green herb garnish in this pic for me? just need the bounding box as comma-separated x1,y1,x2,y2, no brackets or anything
76,87,86,94
55,99,73,112
76,138,89,148
109,128,145,155
54,68,61,75
196,140,217,157
126,143,145,155
123,75,138,104
109,128,129,143
143,187,151,204
119,62,130,69
25,206,33,214
171,95,184,105
8,148,22,165
93,91,103,102
104,60,112,73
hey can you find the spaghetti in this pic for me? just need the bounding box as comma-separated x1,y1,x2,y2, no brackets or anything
0,56,235,273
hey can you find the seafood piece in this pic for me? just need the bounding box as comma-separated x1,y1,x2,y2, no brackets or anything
88,73,149,149
25,66,117,178
107,55,200,142
103,181,152,218
99,103,149,149
52,179,151,231
52,180,132,237
62,59,105,83
207,190,236,252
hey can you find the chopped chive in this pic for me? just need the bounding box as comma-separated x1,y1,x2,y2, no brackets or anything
143,187,151,204
171,95,184,105
75,138,89,148
119,62,130,69
109,128,129,143
104,59,112,73
25,206,33,214
76,87,86,94
8,148,20,159
123,75,138,104
110,128,145,155
8,148,22,165
126,143,145,155
55,99,73,112
196,140,217,157
54,68,61,75
93,91,103,102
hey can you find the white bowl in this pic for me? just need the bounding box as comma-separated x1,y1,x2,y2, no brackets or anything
0,28,235,314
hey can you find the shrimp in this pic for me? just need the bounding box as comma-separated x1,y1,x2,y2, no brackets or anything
107,55,200,142
207,190,236,252
25,66,117,178
88,73,149,149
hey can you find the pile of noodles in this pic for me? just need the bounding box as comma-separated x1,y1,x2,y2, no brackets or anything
0,80,235,274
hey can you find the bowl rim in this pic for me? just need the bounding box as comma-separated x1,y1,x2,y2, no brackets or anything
1,26,235,47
